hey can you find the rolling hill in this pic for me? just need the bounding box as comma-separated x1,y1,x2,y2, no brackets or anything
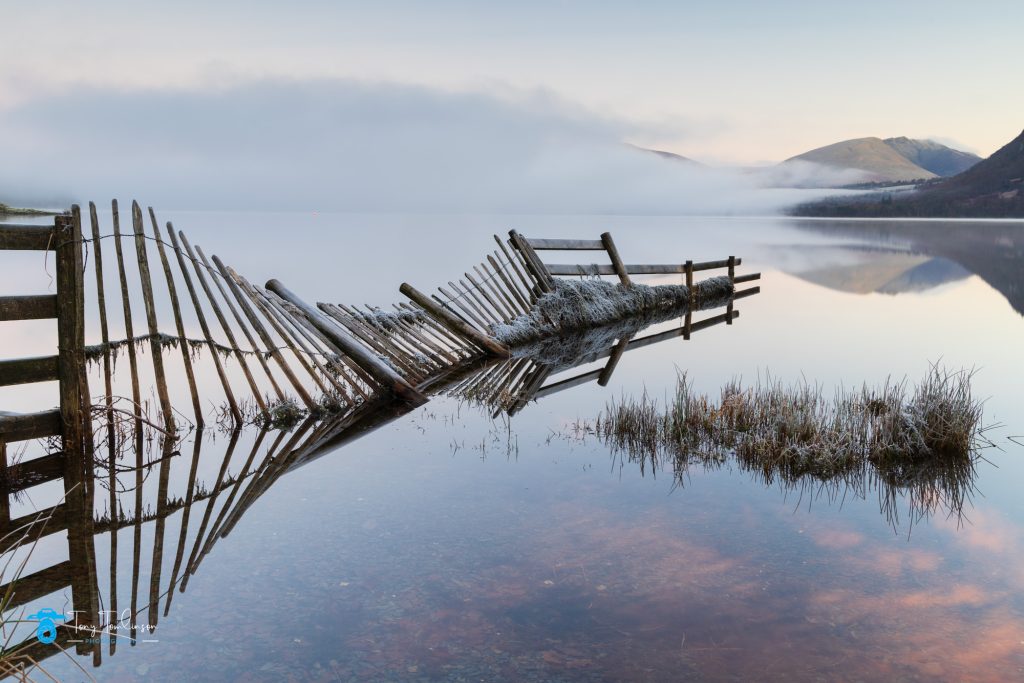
782,137,937,183
780,136,980,185
792,128,1024,218
883,137,981,176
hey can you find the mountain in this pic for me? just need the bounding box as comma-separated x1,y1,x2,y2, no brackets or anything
792,128,1024,218
790,252,970,296
782,137,937,183
882,137,981,176
791,219,1024,316
636,146,700,165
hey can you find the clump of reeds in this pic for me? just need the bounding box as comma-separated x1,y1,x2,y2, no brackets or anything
595,364,990,485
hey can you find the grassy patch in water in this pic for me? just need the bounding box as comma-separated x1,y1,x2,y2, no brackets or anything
592,364,990,485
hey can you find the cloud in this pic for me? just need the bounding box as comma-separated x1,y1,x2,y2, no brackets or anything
0,78,836,214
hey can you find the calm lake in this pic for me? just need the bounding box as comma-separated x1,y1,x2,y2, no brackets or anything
3,213,1024,681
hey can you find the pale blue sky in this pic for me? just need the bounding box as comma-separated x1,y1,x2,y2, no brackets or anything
2,1,1021,163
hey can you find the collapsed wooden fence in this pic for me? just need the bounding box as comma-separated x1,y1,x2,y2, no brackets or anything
1,203,761,674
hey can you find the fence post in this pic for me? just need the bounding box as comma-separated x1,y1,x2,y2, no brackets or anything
56,207,100,658
55,209,90,459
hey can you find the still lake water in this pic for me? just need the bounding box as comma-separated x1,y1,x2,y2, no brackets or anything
3,213,1024,681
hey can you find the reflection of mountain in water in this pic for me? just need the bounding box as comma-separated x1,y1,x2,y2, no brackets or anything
789,251,970,296
789,220,1024,315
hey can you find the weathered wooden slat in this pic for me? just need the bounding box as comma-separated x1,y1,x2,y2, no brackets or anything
600,232,632,287
509,231,554,292
0,559,72,610
216,258,316,411
734,286,761,300
150,208,204,427
167,225,241,424
598,336,630,386
489,253,531,313
267,279,428,404
4,451,65,492
131,201,175,432
0,408,62,441
89,202,118,475
0,355,59,387
400,283,510,358
178,231,269,417
546,258,743,276
626,310,739,351
324,304,426,380
0,294,57,321
0,225,55,250
734,272,761,283
199,245,286,402
534,368,604,399
110,200,144,435
527,238,605,250
0,503,69,554
261,291,351,402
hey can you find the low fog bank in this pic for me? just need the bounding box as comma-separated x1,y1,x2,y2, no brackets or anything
0,79,840,214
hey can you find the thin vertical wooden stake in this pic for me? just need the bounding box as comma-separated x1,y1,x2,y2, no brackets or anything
164,433,203,616
509,230,554,292
149,208,204,427
261,292,351,402
215,258,316,411
494,235,537,304
598,337,631,386
437,286,489,330
87,202,116,455
110,200,143,439
166,225,242,425
197,247,286,402
180,430,240,593
458,278,501,326
488,253,531,313
178,231,265,418
147,438,173,629
233,271,329,401
601,232,632,288
726,255,735,325
130,201,175,433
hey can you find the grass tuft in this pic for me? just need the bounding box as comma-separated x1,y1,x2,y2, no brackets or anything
585,365,993,526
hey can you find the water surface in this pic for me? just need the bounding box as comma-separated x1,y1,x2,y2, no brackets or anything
2,213,1023,681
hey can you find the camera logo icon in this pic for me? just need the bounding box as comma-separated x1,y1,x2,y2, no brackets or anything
27,608,66,644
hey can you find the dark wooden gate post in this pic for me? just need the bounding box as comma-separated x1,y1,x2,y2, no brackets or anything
55,207,101,659
55,209,90,456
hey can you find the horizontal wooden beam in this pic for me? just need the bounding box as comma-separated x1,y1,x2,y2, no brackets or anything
0,355,59,387
734,272,761,284
0,503,68,555
0,294,58,321
546,258,743,276
4,452,65,492
0,559,72,610
734,286,760,300
534,368,604,399
0,409,62,442
0,225,55,250
526,238,605,250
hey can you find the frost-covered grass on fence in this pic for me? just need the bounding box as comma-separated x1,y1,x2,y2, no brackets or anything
491,276,733,347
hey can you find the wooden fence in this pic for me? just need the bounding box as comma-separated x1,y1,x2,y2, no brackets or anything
1,205,763,674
